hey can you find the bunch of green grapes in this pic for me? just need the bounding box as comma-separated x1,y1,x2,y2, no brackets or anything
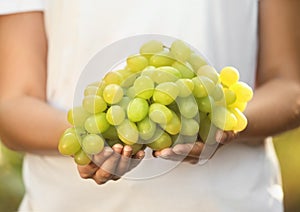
58,39,253,165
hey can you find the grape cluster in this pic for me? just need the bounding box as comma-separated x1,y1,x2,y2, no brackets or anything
58,39,253,165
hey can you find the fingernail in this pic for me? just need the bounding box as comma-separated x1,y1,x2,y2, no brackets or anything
138,152,145,159
124,145,132,152
113,143,123,149
112,144,123,153
103,147,113,156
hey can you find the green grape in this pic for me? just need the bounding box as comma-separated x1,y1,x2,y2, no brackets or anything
143,127,163,141
103,71,123,85
140,40,164,57
170,40,191,62
133,75,154,99
118,96,131,111
67,106,90,127
106,139,122,147
200,76,216,94
199,111,208,122
64,127,86,138
84,85,98,96
140,66,156,78
192,76,215,98
171,133,197,145
149,103,173,124
103,84,124,104
149,51,175,67
177,96,198,118
211,83,225,102
199,116,212,142
125,86,136,99
102,125,119,140
58,131,81,156
126,55,149,73
192,77,207,98
223,88,236,105
151,66,182,84
122,73,139,88
117,119,139,145
147,131,172,151
127,98,149,122
153,82,179,105
95,81,107,97
84,113,110,134
187,53,207,71
197,65,219,84
210,106,237,131
131,143,144,155
167,101,180,115
180,117,199,136
82,95,107,114
176,78,194,97
229,82,253,102
74,149,91,166
130,143,144,155
219,66,240,87
171,134,183,145
82,134,105,155
116,69,138,88
186,135,198,143
137,117,157,140
160,111,181,135
196,96,214,113
106,105,125,125
230,108,248,132
172,61,195,79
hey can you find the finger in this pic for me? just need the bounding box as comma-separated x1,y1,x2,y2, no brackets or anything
183,156,200,164
173,142,204,163
173,142,203,162
93,144,123,185
77,162,99,179
157,148,185,161
127,150,145,171
215,130,238,144
153,148,172,157
113,145,133,179
92,146,114,167
227,131,239,142
187,142,204,158
172,143,193,156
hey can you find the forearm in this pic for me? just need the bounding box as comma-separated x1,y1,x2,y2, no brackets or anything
0,96,69,152
237,0,300,144
239,78,300,143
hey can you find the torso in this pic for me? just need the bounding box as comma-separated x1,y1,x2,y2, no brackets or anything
20,1,283,211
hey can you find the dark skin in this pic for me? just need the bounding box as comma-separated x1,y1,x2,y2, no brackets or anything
0,0,299,185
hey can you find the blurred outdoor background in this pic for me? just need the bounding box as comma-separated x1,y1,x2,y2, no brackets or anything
0,128,299,212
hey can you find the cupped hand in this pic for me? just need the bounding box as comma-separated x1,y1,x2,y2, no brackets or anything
77,144,145,185
153,130,238,164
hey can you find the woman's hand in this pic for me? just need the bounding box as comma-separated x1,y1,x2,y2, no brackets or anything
77,144,145,185
153,130,238,164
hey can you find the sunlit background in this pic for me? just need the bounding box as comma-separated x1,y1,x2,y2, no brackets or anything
0,127,299,212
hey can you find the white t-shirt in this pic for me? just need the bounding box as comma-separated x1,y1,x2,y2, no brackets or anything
1,1,284,212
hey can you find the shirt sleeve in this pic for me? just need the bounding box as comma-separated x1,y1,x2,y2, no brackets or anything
0,0,44,15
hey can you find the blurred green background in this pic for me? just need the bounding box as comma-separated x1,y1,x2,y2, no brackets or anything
0,128,299,212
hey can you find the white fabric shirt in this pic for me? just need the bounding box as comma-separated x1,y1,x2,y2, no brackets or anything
1,0,284,211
